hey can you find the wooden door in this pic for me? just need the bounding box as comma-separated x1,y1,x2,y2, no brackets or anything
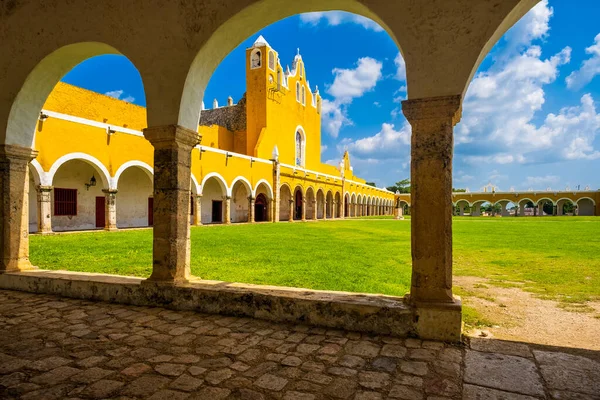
95,197,105,228
148,198,154,226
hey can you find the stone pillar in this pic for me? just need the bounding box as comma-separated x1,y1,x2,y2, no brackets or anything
402,95,462,341
248,196,255,223
37,185,53,234
312,200,317,220
301,198,306,221
272,161,280,223
333,201,338,219
458,204,465,216
193,195,202,226
0,145,38,272
288,199,294,222
224,196,231,224
534,205,538,216
557,203,563,216
103,189,118,231
142,125,200,284
501,202,509,217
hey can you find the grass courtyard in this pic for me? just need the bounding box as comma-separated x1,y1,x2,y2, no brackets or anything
30,217,600,319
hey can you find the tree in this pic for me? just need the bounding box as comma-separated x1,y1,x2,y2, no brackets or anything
452,187,467,192
387,178,410,193
365,182,376,187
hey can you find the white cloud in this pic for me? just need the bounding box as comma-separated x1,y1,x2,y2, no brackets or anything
524,175,560,187
104,89,135,103
320,145,327,153
299,12,383,32
497,0,553,63
394,53,406,81
321,57,383,137
454,172,474,183
328,57,382,102
566,33,600,90
345,122,411,160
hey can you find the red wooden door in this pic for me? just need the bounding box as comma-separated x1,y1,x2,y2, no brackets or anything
95,197,105,228
148,198,154,226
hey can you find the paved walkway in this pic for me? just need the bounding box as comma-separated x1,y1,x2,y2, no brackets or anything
0,290,598,399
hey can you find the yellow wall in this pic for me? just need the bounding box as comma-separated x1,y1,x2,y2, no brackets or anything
34,73,393,206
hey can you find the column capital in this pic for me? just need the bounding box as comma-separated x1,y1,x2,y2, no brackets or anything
143,125,201,149
37,185,53,192
248,196,256,202
401,95,462,126
0,144,38,162
102,189,118,195
223,195,231,200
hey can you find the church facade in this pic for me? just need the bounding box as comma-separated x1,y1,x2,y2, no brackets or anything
28,36,394,233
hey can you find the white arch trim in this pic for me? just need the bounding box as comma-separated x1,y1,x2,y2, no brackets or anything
29,159,51,186
48,152,111,189
492,199,515,206
229,175,253,197
200,172,228,196
254,179,273,199
575,197,596,206
534,197,556,206
191,174,200,194
555,197,575,205
516,198,535,206
112,160,153,189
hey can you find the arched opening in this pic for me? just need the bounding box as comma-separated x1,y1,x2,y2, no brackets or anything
255,193,268,222
278,184,292,222
455,200,471,216
231,178,252,223
201,175,228,224
344,193,350,218
576,198,596,216
305,187,316,219
536,199,555,217
326,190,334,218
116,166,153,228
254,181,273,222
556,198,575,216
350,193,357,217
50,158,110,231
335,192,342,218
295,128,305,167
294,186,304,220
316,189,325,219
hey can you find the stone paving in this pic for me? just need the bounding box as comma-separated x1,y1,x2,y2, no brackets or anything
0,290,599,400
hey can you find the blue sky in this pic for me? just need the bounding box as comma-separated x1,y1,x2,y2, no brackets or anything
62,0,600,191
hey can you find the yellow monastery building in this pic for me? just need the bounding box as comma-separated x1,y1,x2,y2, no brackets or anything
28,36,395,233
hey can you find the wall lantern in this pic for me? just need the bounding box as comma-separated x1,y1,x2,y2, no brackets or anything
106,126,116,136
85,174,97,191
39,112,49,121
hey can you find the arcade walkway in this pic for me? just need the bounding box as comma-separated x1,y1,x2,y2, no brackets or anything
1,290,598,399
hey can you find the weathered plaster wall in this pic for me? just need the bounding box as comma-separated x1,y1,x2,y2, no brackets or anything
52,160,104,231
201,178,225,223
231,183,249,223
116,167,152,228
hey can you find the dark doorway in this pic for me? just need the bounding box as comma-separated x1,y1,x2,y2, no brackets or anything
255,194,267,222
95,197,105,228
212,200,223,223
344,198,348,217
148,197,154,226
295,190,303,220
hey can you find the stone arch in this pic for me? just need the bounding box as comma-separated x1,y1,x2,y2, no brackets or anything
325,190,334,219
575,197,596,216
305,186,316,220
5,42,143,148
200,172,228,196
535,197,555,206
190,174,200,195
254,179,273,199
48,152,111,190
575,196,596,206
230,177,253,223
316,188,325,219
112,161,153,190
200,174,228,224
177,1,399,133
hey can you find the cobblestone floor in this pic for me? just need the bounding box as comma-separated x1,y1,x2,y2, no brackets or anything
1,290,599,399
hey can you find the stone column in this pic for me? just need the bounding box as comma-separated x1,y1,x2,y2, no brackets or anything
288,199,294,222
272,161,280,223
301,198,306,221
402,95,462,341
0,145,38,272
312,200,317,220
458,204,465,216
333,201,338,219
142,125,200,284
248,196,255,223
224,196,231,224
103,189,118,231
37,185,53,234
193,195,202,225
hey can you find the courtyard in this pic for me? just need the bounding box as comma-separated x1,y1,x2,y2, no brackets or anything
28,217,600,348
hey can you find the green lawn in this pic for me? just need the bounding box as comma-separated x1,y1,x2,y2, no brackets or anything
30,217,600,306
